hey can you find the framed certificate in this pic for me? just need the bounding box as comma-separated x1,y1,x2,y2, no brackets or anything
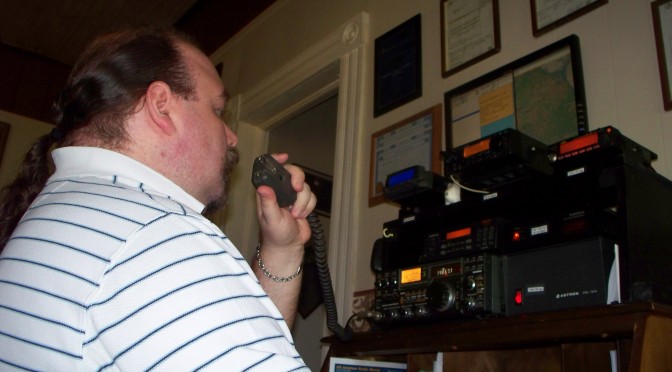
441,0,501,77
531,0,608,36
0,122,9,167
374,14,423,117
652,0,672,111
369,104,442,206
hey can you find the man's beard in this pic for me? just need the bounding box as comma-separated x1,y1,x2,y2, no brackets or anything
204,146,240,214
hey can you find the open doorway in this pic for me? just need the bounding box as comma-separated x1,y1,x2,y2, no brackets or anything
224,12,368,370
267,93,338,371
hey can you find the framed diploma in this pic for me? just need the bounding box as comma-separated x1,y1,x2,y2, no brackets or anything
0,122,9,167
374,14,423,118
652,0,672,111
441,0,501,77
369,104,442,206
531,0,608,36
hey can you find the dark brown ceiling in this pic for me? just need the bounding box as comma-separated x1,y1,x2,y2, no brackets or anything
0,0,276,123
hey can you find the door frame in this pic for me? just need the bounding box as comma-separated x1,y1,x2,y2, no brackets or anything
222,12,369,331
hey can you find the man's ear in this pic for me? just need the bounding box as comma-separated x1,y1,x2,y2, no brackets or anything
145,81,177,135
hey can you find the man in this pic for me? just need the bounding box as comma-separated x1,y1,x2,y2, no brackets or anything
0,28,314,370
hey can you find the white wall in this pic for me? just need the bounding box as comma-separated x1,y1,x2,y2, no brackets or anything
217,0,365,95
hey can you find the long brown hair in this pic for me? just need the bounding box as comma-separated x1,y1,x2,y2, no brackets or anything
0,27,197,251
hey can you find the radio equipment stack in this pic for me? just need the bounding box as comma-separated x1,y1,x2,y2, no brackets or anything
372,126,672,324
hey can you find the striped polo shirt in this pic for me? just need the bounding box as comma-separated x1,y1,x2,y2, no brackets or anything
0,146,308,371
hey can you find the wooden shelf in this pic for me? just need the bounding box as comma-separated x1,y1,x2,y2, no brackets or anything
321,302,672,371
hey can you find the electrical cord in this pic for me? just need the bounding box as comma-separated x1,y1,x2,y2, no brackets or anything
449,174,490,194
306,212,354,342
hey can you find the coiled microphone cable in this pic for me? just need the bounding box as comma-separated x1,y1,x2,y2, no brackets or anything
306,212,353,342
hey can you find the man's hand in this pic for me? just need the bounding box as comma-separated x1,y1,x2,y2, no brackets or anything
253,153,317,327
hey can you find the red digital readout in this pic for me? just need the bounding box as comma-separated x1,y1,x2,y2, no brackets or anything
559,132,598,155
445,227,471,241
463,138,491,158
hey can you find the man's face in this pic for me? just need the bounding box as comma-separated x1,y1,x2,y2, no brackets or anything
176,43,239,210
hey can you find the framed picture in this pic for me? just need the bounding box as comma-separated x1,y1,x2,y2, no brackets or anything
0,122,10,168
374,14,422,117
441,0,501,77
652,0,672,111
444,35,588,152
369,104,442,206
531,0,608,36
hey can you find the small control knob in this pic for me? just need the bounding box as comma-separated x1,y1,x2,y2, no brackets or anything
370,311,384,321
465,278,477,292
427,279,457,312
415,305,428,317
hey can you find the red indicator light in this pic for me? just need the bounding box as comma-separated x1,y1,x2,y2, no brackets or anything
512,231,521,241
514,289,523,305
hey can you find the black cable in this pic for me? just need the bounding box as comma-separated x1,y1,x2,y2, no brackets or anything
306,212,353,342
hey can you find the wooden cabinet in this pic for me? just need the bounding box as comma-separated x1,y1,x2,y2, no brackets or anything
321,302,672,372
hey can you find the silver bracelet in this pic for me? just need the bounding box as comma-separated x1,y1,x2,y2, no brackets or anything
256,244,303,282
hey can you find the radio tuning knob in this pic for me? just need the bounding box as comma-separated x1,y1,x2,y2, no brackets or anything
466,278,477,292
370,311,384,321
427,280,456,312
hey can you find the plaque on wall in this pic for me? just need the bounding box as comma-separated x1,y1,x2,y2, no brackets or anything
373,14,423,117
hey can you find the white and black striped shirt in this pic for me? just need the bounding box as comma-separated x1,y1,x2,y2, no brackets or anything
0,147,308,371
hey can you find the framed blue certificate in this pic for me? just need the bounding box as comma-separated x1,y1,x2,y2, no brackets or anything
369,104,442,206
373,14,422,118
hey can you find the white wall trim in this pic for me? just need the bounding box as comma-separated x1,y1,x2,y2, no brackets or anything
330,45,365,324
237,12,368,128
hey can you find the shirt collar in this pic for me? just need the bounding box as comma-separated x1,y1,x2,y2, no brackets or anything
50,146,205,213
